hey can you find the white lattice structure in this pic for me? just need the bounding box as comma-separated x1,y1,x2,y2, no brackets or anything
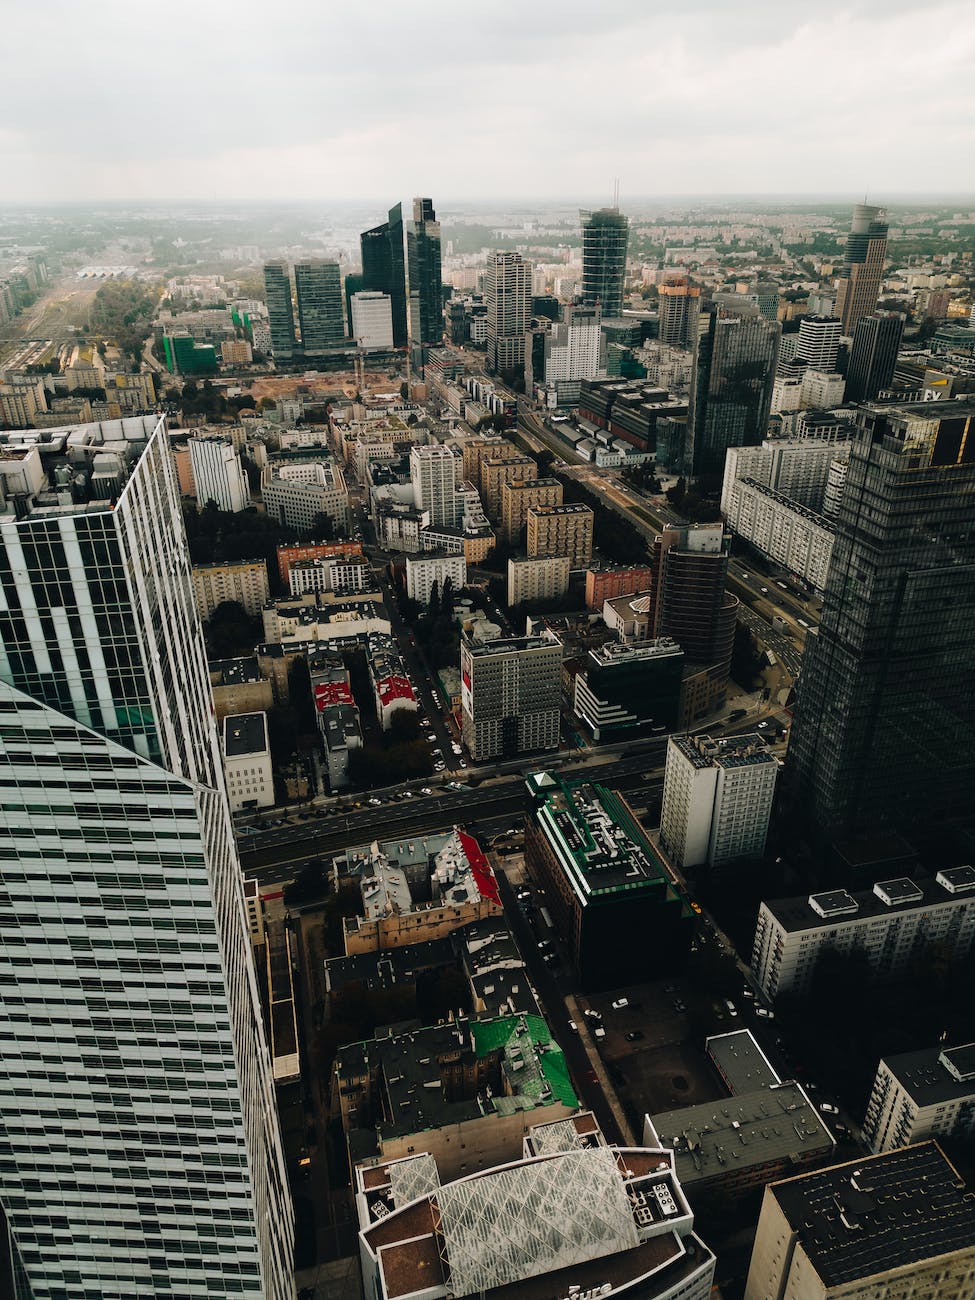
389,1153,441,1207
437,1149,639,1296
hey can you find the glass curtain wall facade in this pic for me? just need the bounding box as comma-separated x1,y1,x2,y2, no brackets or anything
262,262,296,361
294,260,345,351
406,198,443,367
787,400,975,838
580,209,629,319
686,302,780,479
0,416,293,1298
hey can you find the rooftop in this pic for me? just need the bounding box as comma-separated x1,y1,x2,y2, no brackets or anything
706,1029,780,1095
587,639,683,669
223,711,269,758
526,772,675,900
209,656,263,686
772,1141,975,1287
765,869,975,934
737,476,834,530
670,733,776,772
649,1080,833,1188
880,1042,975,1108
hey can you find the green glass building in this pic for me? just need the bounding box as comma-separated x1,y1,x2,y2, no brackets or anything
407,197,443,368
262,261,296,361
294,260,345,352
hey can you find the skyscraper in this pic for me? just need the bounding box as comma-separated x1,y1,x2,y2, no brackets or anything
360,211,408,348
0,418,293,1296
485,251,532,377
787,399,975,839
657,277,702,349
794,315,842,372
845,311,904,403
580,207,629,318
835,202,889,335
686,299,780,479
263,260,296,361
406,197,443,367
294,259,346,350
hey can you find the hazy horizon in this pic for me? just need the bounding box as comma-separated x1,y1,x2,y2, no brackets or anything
3,0,973,204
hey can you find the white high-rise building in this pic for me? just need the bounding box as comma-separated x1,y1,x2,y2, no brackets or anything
188,434,250,512
800,368,846,410
485,251,532,375
350,291,394,350
543,304,602,383
794,316,841,371
660,733,778,868
0,416,293,1298
410,443,459,527
405,551,467,604
721,438,852,513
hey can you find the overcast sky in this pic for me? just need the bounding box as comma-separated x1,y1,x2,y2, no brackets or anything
3,0,974,203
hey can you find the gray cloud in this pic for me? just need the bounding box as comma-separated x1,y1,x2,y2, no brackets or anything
1,0,972,199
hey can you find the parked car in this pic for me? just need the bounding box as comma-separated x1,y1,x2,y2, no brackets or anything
611,998,629,1010
594,1027,606,1041
420,787,433,796
755,1006,774,1019
819,1102,840,1115
568,1020,578,1032
625,1030,644,1042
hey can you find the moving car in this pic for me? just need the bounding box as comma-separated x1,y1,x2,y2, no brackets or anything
611,998,629,1010
819,1102,840,1115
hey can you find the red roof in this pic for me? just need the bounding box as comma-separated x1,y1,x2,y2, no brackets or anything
313,682,354,711
377,675,416,708
456,829,500,906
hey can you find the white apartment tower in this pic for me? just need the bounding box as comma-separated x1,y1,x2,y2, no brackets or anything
410,443,459,527
543,304,602,383
188,435,250,513
0,417,293,1298
485,251,532,375
794,316,842,372
660,733,778,868
350,291,394,350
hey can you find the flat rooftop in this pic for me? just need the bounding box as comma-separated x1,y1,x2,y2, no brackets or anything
880,1042,975,1108
671,733,775,771
706,1029,781,1094
526,772,674,898
772,1141,975,1288
223,711,268,758
765,869,975,934
588,638,682,668
649,1081,834,1187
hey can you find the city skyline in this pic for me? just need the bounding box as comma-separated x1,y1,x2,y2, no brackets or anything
2,1,973,202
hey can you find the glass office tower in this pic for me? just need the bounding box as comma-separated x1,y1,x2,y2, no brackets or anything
686,299,780,479
406,197,443,367
0,416,293,1298
581,208,629,319
294,260,345,351
262,261,296,361
787,399,975,838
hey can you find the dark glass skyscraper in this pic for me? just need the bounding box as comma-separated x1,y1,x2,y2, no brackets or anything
359,212,408,348
407,197,443,367
581,208,629,319
686,299,780,479
262,261,296,361
787,399,975,838
835,202,889,335
845,312,903,402
294,260,345,351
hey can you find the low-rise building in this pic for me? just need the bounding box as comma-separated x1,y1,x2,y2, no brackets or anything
573,640,684,742
506,554,570,607
862,1043,975,1154
220,339,253,366
221,711,274,812
209,656,275,720
262,460,350,534
524,771,691,988
744,1141,975,1300
660,733,779,869
751,868,975,1001
192,558,270,620
368,632,418,730
288,554,371,596
354,1118,716,1300
276,539,363,586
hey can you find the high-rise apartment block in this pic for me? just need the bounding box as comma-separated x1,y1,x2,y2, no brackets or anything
721,438,852,513
486,251,532,376
294,259,345,350
191,558,270,621
581,207,629,319
480,454,536,519
542,303,602,380
460,627,561,761
406,197,443,365
723,478,835,592
0,417,292,1297
787,400,975,838
410,443,460,527
526,502,594,569
660,733,778,868
751,867,975,1001
406,550,467,604
525,770,691,988
863,1044,975,1154
657,278,702,349
584,564,654,611
263,260,296,360
507,553,571,607
744,1143,975,1300
500,475,562,544
835,202,889,335
188,434,250,512
350,290,394,350
687,299,780,478
845,312,904,402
